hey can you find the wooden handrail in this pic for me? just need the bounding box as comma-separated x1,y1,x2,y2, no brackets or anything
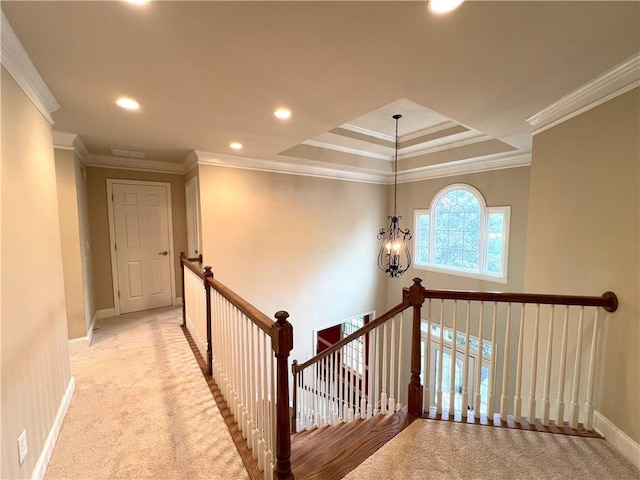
293,297,411,373
180,255,275,335
421,288,619,312
207,276,275,336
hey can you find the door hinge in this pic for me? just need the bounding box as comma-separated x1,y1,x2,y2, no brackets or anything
112,193,114,202
114,243,117,251
118,290,120,298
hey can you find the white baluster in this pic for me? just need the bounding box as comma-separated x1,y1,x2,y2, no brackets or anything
367,330,377,418
474,303,484,416
449,301,457,417
556,306,570,425
374,326,380,414
424,300,432,414
527,304,540,425
333,350,339,422
388,317,396,413
488,302,497,420
513,304,526,423
462,301,471,418
500,303,512,421
380,322,388,414
437,301,445,416
570,307,585,429
542,306,555,426
585,309,600,431
396,313,404,412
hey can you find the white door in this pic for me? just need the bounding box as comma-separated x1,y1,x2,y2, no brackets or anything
111,182,173,314
185,177,200,257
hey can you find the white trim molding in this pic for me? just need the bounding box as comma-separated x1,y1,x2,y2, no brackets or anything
528,52,640,135
31,377,75,480
86,154,185,174
95,307,115,320
194,150,389,184
397,153,531,184
593,410,640,470
1,11,60,124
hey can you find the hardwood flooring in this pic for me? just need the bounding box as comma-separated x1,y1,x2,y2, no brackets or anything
290,407,412,480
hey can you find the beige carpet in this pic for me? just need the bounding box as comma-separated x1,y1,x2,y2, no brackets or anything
344,417,640,480
45,307,249,480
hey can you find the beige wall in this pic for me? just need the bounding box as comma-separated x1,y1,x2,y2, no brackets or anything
525,88,639,443
1,67,71,478
55,149,87,339
86,167,188,310
391,166,531,306
198,165,388,362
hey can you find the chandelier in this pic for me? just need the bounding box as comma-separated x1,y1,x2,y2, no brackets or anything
377,114,412,278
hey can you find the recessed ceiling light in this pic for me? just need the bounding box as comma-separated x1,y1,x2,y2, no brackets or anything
428,0,465,14
116,97,140,110
274,108,292,120
230,142,243,150
124,0,150,5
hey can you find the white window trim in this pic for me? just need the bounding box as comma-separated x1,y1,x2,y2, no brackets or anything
413,184,510,283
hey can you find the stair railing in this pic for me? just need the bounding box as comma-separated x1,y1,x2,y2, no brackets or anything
419,288,618,431
180,253,294,480
291,278,427,433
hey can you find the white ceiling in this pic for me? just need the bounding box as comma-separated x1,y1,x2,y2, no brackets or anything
2,1,639,181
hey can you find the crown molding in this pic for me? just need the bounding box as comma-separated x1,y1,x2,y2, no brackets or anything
84,154,185,174
397,152,531,183
528,52,640,135
194,150,388,184
1,11,59,124
183,150,200,174
52,131,77,150
52,131,90,164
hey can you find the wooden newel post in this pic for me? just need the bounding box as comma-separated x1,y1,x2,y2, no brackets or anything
272,311,294,480
180,252,186,326
407,277,426,418
203,266,214,377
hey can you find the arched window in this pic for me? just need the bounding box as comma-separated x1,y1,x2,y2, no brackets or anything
414,184,510,282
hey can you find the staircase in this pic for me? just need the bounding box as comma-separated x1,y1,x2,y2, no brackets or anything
290,407,411,480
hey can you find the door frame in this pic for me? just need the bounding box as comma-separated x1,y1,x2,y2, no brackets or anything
185,176,201,257
106,179,177,316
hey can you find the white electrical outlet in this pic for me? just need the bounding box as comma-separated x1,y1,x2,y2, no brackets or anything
17,429,28,465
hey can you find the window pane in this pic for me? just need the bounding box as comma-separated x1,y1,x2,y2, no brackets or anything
418,214,429,263
488,212,504,232
434,189,482,273
486,253,502,274
486,212,505,275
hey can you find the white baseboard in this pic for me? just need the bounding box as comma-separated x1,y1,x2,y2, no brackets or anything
594,410,640,469
95,307,115,320
68,310,102,353
31,377,75,480
174,296,183,306
86,311,98,345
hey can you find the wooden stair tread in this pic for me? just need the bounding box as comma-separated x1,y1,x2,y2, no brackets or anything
291,407,411,480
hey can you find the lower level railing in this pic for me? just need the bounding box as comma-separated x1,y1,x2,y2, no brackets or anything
291,279,618,435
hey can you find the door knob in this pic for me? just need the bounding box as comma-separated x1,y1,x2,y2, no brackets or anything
158,251,168,256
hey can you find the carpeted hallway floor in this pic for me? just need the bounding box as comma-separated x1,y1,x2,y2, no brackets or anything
45,307,249,480
45,306,639,480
